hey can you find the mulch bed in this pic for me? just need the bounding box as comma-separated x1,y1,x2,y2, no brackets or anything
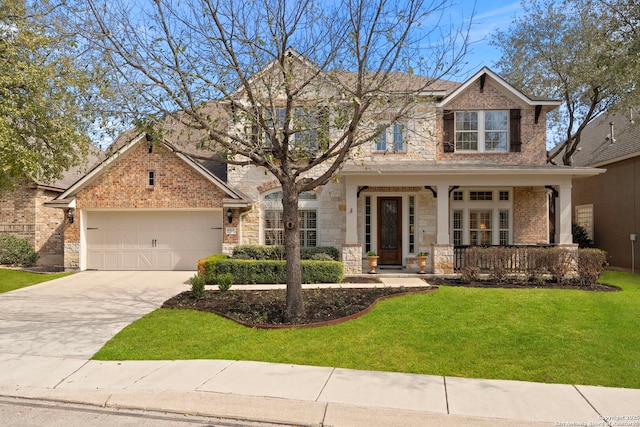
161,276,620,328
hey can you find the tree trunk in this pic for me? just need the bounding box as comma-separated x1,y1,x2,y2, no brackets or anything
281,182,304,320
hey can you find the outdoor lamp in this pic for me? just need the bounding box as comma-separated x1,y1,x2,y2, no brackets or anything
67,208,74,224
226,208,233,224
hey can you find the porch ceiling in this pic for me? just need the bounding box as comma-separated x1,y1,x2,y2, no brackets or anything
339,161,605,187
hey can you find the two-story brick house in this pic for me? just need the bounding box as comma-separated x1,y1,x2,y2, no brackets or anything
48,64,603,274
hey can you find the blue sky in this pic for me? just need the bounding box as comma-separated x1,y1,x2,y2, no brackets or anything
448,0,524,77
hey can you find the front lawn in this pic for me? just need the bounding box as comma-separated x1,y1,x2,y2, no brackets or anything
93,270,640,388
0,269,71,293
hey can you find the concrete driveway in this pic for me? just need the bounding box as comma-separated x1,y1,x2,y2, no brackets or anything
0,271,192,359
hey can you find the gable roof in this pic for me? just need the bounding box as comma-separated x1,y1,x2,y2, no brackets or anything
32,144,104,192
438,67,562,108
571,109,640,167
49,132,251,207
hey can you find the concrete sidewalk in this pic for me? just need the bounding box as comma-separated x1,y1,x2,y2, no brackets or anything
0,272,638,426
0,356,639,426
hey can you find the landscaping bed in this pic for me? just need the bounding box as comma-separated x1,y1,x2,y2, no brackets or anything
162,275,618,327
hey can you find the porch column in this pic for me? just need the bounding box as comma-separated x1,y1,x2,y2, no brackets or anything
343,183,362,274
436,184,450,244
557,184,572,244
345,184,358,244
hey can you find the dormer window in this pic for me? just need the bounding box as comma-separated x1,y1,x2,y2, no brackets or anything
444,109,521,153
455,111,508,152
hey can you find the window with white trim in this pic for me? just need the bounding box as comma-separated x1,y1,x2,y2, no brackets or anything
455,111,508,152
375,123,406,152
451,189,512,246
262,190,318,247
575,204,594,242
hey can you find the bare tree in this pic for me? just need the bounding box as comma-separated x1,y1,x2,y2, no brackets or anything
492,0,639,165
77,0,470,319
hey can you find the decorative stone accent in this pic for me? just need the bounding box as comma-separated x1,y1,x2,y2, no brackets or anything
221,243,235,256
557,243,579,278
431,243,454,274
64,242,80,270
341,244,362,274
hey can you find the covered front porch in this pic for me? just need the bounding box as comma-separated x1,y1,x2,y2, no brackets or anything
338,163,604,274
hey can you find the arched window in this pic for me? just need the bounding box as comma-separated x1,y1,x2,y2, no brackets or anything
262,190,318,246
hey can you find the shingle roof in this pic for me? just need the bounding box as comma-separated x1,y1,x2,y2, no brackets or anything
571,110,640,167
34,144,104,191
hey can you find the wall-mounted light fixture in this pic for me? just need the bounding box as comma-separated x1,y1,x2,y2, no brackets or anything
226,208,233,224
67,208,75,224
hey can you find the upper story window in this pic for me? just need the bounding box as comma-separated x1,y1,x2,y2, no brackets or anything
265,107,328,150
444,109,521,154
455,111,508,152
375,123,406,152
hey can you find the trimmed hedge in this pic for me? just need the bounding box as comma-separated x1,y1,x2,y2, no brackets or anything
197,254,230,279
198,256,344,284
231,244,339,261
0,234,38,267
459,246,607,287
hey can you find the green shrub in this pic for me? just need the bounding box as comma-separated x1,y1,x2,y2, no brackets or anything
577,248,607,287
197,254,229,280
232,245,285,260
214,259,343,284
216,272,234,292
300,246,340,261
309,253,334,261
0,234,38,267
572,224,594,248
189,274,206,298
232,245,339,261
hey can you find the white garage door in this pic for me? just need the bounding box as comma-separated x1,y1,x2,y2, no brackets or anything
86,210,222,270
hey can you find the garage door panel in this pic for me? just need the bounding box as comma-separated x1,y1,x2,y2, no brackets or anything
86,210,222,271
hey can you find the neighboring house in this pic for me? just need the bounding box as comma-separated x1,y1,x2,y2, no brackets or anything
48,62,603,274
0,153,100,268
571,109,640,270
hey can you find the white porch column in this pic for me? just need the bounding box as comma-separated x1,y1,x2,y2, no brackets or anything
436,184,450,244
557,184,573,244
345,184,358,244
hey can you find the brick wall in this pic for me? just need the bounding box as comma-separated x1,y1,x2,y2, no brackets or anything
436,79,549,165
513,187,549,244
64,141,228,268
76,142,226,210
0,181,64,266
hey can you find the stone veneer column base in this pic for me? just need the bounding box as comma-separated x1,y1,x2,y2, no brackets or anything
431,243,454,275
557,243,579,278
221,243,236,256
64,242,80,270
342,244,363,274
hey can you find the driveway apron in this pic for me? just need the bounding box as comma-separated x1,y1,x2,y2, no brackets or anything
0,271,192,359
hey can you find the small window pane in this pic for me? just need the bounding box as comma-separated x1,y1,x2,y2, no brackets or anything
453,191,463,201
376,126,387,150
393,124,404,151
470,191,493,201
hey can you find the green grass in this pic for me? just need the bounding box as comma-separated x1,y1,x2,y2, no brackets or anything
93,270,640,388
0,269,71,293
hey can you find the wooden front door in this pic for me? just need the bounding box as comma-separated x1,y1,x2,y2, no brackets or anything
377,197,402,265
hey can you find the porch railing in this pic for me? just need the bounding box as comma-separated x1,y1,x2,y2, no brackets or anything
453,245,554,272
